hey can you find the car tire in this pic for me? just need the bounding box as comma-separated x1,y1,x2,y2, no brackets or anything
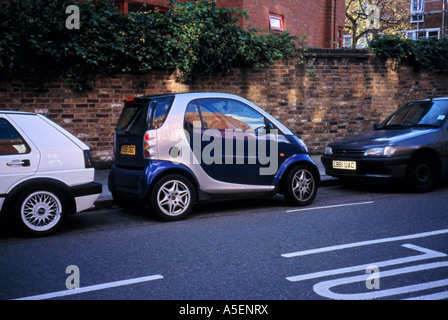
13,186,67,236
406,154,438,193
149,175,196,221
283,164,318,206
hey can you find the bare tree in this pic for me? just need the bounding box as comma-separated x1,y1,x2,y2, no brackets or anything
345,0,411,48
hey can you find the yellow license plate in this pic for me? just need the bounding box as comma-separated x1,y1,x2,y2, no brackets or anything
332,160,356,170
121,145,136,155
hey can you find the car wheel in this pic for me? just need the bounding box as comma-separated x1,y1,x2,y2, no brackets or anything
284,164,318,206
150,175,196,221
14,187,66,236
406,155,437,193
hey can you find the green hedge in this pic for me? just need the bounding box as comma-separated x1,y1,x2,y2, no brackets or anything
0,0,302,91
369,35,448,73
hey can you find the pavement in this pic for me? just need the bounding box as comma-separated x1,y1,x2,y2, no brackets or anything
92,154,338,210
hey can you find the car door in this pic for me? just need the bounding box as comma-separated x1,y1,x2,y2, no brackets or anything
0,115,40,195
184,98,278,185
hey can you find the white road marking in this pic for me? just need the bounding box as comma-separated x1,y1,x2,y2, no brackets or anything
285,201,374,213
14,274,164,300
282,228,448,258
404,290,448,300
286,244,447,282
312,261,448,300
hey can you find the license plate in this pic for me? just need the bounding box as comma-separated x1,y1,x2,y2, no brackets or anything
332,160,356,170
121,145,136,155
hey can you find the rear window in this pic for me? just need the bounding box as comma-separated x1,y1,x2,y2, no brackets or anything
117,97,174,135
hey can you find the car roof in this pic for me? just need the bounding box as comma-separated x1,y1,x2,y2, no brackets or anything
0,110,37,115
414,97,448,102
130,92,250,100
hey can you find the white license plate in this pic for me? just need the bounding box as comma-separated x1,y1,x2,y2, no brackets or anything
332,160,356,170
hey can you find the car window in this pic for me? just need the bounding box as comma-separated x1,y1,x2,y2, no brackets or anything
383,100,448,128
195,98,266,131
150,98,174,130
0,118,30,155
184,100,202,132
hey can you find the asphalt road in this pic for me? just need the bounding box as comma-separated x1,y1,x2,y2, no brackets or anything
1,180,448,305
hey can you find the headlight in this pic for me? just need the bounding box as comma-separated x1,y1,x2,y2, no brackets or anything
364,145,397,157
324,146,333,155
298,139,309,153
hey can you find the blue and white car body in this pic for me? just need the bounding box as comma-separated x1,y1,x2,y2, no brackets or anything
109,93,319,220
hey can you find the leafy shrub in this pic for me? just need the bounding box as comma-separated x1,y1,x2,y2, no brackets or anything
0,0,302,90
369,35,448,73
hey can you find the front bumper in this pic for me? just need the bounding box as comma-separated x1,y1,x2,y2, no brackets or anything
321,155,410,180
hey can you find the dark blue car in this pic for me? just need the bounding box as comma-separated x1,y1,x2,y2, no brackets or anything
322,97,448,192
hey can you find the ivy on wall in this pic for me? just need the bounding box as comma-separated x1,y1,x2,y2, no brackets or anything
0,0,304,91
369,35,448,74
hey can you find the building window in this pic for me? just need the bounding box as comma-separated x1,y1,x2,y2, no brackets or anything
410,0,424,13
269,13,284,32
404,28,440,40
410,0,425,22
411,13,424,23
115,1,167,14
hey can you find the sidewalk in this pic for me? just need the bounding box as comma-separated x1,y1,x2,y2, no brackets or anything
92,155,338,210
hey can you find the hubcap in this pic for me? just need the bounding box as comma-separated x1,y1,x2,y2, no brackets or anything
415,163,431,184
292,169,315,202
157,180,190,216
21,191,62,232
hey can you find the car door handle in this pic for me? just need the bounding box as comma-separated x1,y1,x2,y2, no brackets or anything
7,159,30,167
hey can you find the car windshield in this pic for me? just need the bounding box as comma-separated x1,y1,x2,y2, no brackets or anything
380,100,448,129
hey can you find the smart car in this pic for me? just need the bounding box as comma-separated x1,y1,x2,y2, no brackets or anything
321,97,448,192
108,92,319,220
0,111,102,236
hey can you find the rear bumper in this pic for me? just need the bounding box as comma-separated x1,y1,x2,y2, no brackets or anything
70,182,102,212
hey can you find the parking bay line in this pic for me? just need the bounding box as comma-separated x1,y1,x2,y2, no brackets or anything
285,201,374,213
14,274,164,300
282,228,448,258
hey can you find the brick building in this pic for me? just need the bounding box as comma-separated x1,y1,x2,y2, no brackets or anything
405,0,448,39
115,0,346,48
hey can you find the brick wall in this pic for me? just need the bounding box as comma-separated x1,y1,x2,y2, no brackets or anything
1,49,448,167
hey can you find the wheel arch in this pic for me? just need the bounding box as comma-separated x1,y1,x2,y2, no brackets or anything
2,178,76,217
146,167,199,202
277,160,321,194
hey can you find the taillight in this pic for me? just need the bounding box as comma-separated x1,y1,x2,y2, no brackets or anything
83,150,93,168
143,131,156,159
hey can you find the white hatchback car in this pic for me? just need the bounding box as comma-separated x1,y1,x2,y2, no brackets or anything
0,111,102,236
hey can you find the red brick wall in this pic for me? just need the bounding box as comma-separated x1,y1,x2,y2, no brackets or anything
222,0,345,48
2,49,448,167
